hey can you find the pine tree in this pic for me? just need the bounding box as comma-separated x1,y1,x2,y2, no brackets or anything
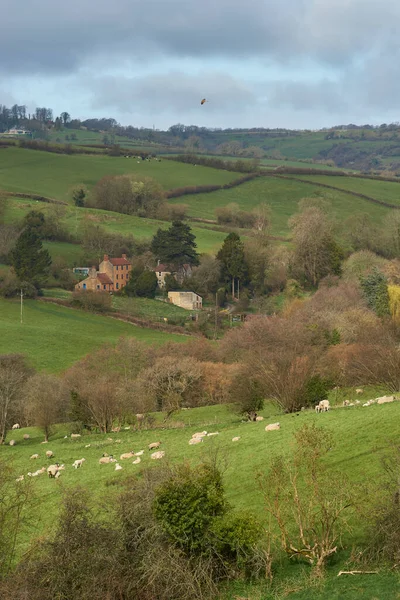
151,220,199,267
217,233,247,299
10,226,52,288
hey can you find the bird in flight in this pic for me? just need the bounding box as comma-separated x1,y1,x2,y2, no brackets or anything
200,98,208,105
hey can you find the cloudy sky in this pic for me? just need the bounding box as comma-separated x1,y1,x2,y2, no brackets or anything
1,0,400,130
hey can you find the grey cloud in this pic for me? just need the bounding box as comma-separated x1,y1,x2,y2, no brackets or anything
1,0,399,74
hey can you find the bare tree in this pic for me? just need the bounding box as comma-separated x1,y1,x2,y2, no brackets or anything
0,355,32,444
24,373,69,441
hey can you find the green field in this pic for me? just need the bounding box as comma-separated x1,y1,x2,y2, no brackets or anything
290,174,400,206
0,147,239,202
0,298,187,372
2,396,400,598
112,296,191,322
169,175,394,237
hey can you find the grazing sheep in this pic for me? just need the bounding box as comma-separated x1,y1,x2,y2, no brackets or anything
9,440,16,446
189,438,203,445
16,475,24,482
47,464,60,478
136,414,144,421
315,400,330,413
265,423,281,431
85,444,91,448
132,457,141,464
99,455,116,464
23,434,30,440
134,450,144,456
355,400,361,405
376,395,395,404
71,434,81,439
120,452,135,460
206,432,219,437
192,431,207,439
30,453,39,460
355,388,364,395
255,416,264,422
115,463,123,471
151,451,165,460
12,424,20,430
72,458,86,469
46,450,54,458
148,442,161,451
232,436,241,442
343,400,351,407
55,470,62,479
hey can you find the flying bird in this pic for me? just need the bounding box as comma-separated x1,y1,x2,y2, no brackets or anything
200,98,208,105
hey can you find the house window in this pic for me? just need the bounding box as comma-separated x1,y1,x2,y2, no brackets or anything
97,285,100,290
83,283,86,289
116,283,119,290
116,265,119,270
116,274,118,280
103,285,106,290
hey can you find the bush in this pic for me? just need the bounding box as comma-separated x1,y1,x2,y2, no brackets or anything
209,511,261,572
71,290,112,312
135,271,158,298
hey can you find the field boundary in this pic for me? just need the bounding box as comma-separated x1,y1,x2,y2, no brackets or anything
1,190,68,205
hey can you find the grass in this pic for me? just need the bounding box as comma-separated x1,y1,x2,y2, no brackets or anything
2,393,400,597
112,296,191,323
0,147,239,202
0,298,188,372
291,174,400,206
169,175,394,237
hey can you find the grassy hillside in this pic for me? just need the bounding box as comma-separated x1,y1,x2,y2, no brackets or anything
169,175,394,237
2,397,400,598
0,147,239,202
0,298,187,372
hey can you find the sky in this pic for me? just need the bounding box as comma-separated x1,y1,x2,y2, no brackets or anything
1,0,400,130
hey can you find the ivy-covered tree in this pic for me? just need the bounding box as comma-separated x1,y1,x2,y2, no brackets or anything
151,221,199,267
360,268,390,317
10,227,52,288
217,232,248,299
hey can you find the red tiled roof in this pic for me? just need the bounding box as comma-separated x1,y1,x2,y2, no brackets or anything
152,264,170,272
97,273,113,284
109,257,131,266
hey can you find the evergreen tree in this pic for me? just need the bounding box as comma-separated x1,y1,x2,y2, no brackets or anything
135,271,158,298
23,211,46,238
217,233,247,299
360,268,390,317
151,221,199,267
10,227,52,288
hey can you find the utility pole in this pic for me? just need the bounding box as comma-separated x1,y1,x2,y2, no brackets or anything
20,288,24,324
214,292,218,340
237,279,240,301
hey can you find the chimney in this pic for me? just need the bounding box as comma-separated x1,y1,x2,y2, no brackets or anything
103,254,109,262
89,266,97,279
122,253,127,259
157,259,160,266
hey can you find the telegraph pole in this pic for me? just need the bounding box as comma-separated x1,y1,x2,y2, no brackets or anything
20,288,24,324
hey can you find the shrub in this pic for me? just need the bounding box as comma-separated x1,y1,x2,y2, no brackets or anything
71,290,112,312
209,511,261,572
135,270,158,298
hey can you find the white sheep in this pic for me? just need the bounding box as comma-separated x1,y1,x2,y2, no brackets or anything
232,436,241,442
120,452,135,460
355,388,364,395
16,475,24,482
376,395,395,404
206,432,219,437
255,416,264,422
132,457,141,464
192,431,207,439
265,423,280,431
151,451,165,460
189,438,203,445
315,400,330,413
23,434,30,440
9,440,16,446
115,463,123,471
30,453,39,459
85,444,91,448
46,450,54,458
12,424,20,430
47,464,60,478
148,442,161,451
343,400,351,407
71,433,81,439
134,450,144,456
72,458,86,469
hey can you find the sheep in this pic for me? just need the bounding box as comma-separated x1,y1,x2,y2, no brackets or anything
255,416,264,422
47,463,60,478
189,438,203,445
355,388,364,395
71,433,81,439
46,450,54,458
12,423,20,430
132,457,141,464
206,432,219,437
15,475,24,482
151,451,165,460
136,414,144,421
115,463,123,471
148,442,161,451
232,436,241,442
192,431,207,438
134,450,144,456
23,434,30,440
72,458,86,469
120,451,135,460
265,423,280,431
376,395,395,404
343,400,351,407
85,444,91,448
315,400,330,413
99,455,116,464
9,440,16,446
55,470,62,479
30,454,39,460
355,400,361,405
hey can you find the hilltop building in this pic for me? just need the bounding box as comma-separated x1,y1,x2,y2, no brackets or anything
75,254,132,293
168,291,202,310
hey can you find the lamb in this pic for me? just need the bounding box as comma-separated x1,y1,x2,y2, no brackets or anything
192,431,207,439
46,450,54,458
85,444,91,448
376,395,395,404
151,451,165,460
189,438,203,445
343,400,351,407
134,450,144,456
132,457,141,464
30,453,39,459
72,458,86,469
23,434,30,440
47,464,60,478
232,437,241,442
265,423,280,431
12,424,20,430
115,463,123,471
120,451,135,460
99,455,116,464
16,475,24,482
206,432,219,437
315,400,330,413
71,433,81,439
148,442,161,451
355,388,364,395
255,416,264,422
9,440,16,446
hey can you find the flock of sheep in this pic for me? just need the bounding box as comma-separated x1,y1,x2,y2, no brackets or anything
8,389,399,484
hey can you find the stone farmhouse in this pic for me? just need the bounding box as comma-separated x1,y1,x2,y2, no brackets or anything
168,291,202,310
75,254,132,293
152,261,193,289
